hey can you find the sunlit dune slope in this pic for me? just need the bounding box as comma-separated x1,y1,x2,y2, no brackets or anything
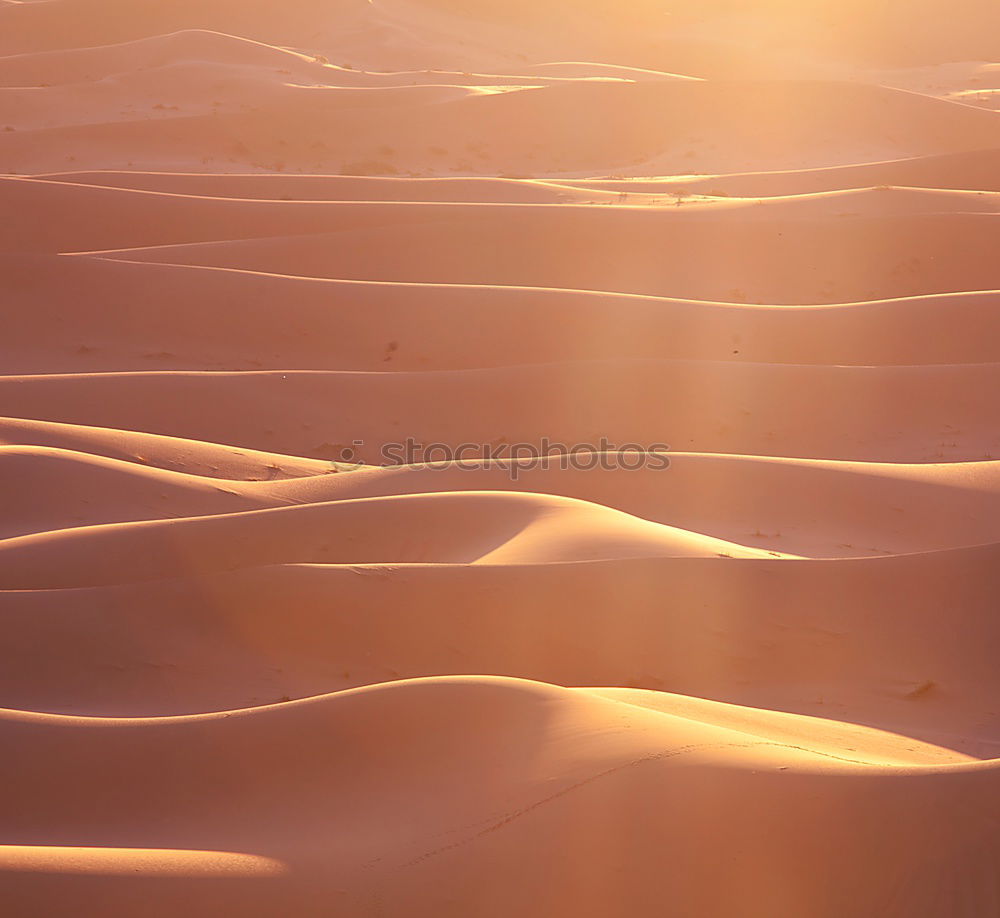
0,489,796,590
0,416,332,480
2,549,998,752
0,677,997,917
6,446,1000,560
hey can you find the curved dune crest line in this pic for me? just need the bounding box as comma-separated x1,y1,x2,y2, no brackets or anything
0,490,793,590
0,0,377,58
26,179,1000,215
8,446,1000,559
0,36,701,129
581,688,978,765
0,178,486,254
584,148,1000,196
0,446,277,537
0,29,338,87
82,210,1000,303
0,363,996,462
38,156,1000,199
1,68,486,133
0,416,334,480
256,452,1000,557
10,256,1000,373
0,27,700,92
0,846,287,877
1,0,999,67
0,678,996,918
32,171,609,202
4,74,1000,175
36,147,1000,198
8,176,1000,264
1,547,998,738
0,26,694,86
0,677,986,769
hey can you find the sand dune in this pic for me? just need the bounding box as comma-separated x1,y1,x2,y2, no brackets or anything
36,170,606,200
0,29,699,93
3,0,1000,71
0,29,336,87
1,677,995,917
0,446,275,537
3,0,998,914
11,175,1000,258
9,257,1000,374
257,452,1000,556
82,208,1000,303
51,147,1000,200
4,73,1000,174
619,148,1000,196
7,446,1000,559
2,549,998,748
37,177,1000,216
0,416,332,480
1,362,996,462
0,489,794,590
0,0,376,59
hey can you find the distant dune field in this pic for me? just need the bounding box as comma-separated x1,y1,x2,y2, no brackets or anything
1,0,998,915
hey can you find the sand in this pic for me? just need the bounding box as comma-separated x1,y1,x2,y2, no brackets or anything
1,0,998,915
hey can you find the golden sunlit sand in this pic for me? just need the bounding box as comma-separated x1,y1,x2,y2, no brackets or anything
1,0,998,915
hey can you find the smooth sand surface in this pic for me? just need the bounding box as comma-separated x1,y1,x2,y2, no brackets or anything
2,1,998,915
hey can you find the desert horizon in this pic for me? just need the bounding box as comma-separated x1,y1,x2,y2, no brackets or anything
1,0,998,915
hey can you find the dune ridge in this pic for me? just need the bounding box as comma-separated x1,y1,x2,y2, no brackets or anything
9,256,1000,374
2,0,998,915
1,677,995,917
